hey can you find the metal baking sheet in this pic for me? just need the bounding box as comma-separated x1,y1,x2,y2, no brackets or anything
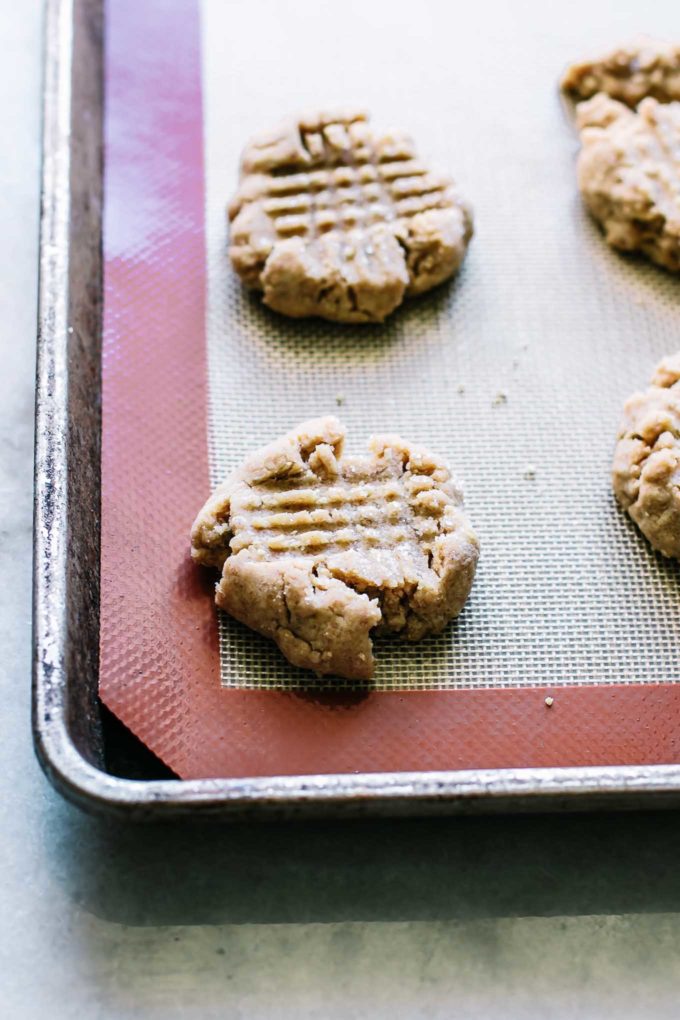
33,0,680,818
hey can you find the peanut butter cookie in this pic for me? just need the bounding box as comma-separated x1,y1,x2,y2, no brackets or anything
562,38,680,107
613,353,680,559
228,111,473,323
192,417,479,679
575,93,680,272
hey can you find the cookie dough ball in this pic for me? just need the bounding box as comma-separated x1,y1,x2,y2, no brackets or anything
192,417,479,679
613,353,680,558
562,38,680,107
228,110,473,323
575,93,680,272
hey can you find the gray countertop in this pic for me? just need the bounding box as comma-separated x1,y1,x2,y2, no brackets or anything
4,3,680,1017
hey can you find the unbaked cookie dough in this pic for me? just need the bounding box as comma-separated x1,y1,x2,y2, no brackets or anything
613,353,680,559
562,38,680,107
228,110,473,323
575,93,680,272
192,417,479,679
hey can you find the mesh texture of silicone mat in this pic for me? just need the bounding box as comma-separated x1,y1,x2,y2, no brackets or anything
99,0,680,780
202,0,680,691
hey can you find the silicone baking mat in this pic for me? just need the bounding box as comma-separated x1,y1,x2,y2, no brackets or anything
100,0,680,779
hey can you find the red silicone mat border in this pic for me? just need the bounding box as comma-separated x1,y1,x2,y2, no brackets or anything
98,0,680,780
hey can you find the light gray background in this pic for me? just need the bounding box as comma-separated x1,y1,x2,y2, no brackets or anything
5,3,680,1018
